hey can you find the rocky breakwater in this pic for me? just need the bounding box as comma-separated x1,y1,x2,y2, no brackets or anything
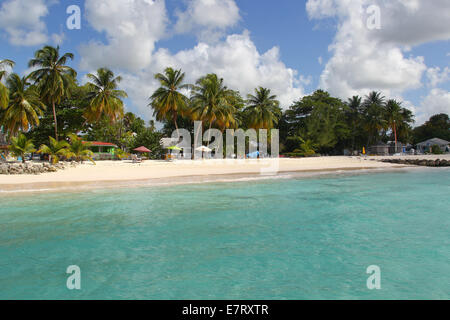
380,158,450,167
0,161,77,175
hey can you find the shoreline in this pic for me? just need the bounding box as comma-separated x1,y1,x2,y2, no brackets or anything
1,155,449,194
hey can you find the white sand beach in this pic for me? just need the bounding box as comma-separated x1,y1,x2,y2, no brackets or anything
0,156,420,189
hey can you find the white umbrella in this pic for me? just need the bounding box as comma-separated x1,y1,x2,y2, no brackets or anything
195,146,212,152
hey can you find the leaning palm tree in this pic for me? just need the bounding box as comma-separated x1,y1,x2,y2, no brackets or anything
28,46,77,140
385,99,403,147
244,87,281,130
190,74,236,141
9,133,35,163
149,67,189,137
38,136,70,164
2,74,45,136
0,59,15,109
84,68,128,124
66,134,95,164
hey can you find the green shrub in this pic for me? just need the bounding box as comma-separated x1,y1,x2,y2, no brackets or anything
431,145,443,154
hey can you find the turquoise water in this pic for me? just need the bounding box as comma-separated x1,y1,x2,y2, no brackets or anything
0,168,449,300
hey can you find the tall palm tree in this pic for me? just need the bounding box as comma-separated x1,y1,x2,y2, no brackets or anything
2,74,45,136
0,59,15,110
84,68,127,124
28,46,77,140
244,87,281,130
190,73,236,141
346,95,362,151
9,133,35,163
38,136,70,164
149,67,189,136
66,134,95,164
362,91,387,144
385,99,403,147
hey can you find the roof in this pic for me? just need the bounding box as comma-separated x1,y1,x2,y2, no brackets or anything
417,138,450,146
82,141,118,148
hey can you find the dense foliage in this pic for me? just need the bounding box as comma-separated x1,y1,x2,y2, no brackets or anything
1,45,449,159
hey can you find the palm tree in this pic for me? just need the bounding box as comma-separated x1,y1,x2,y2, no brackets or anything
28,46,77,140
9,133,35,163
245,87,281,130
385,99,403,148
362,91,387,144
84,68,127,124
346,95,362,151
66,134,95,164
38,136,70,164
0,59,15,110
190,74,236,141
2,74,45,136
149,67,189,137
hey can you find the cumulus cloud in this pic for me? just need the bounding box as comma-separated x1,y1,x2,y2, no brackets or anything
79,0,168,71
174,0,240,41
119,31,306,117
0,0,53,46
427,66,450,88
307,0,430,99
416,89,450,125
0,0,63,46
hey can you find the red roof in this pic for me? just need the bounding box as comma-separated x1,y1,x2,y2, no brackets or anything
82,141,118,147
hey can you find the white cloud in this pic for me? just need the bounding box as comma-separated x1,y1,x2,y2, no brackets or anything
416,89,450,125
307,0,430,99
174,0,240,41
0,0,61,46
119,31,306,118
79,0,168,71
427,66,450,88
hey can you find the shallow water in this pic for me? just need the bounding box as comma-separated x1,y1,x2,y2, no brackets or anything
0,168,449,299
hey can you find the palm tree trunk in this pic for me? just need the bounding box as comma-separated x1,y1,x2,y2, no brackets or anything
173,112,179,139
52,101,58,141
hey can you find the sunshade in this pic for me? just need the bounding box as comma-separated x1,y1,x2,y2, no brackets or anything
167,146,182,151
195,146,212,152
133,146,151,153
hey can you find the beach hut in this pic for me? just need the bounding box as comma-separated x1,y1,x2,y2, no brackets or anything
416,138,450,153
83,141,118,160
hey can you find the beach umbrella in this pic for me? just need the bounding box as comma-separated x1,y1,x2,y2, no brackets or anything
167,146,182,151
195,146,212,152
133,146,151,153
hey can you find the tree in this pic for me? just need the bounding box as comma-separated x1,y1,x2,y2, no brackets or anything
149,67,189,137
384,100,414,145
28,46,77,140
2,74,45,136
0,59,14,110
362,91,387,144
26,84,88,148
38,136,70,164
413,113,450,143
244,87,281,130
67,134,95,164
84,68,127,123
345,96,364,151
8,133,35,163
190,73,236,141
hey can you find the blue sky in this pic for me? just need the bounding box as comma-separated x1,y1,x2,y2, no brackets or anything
0,0,449,125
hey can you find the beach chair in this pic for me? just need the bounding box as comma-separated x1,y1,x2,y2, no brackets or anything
131,154,142,163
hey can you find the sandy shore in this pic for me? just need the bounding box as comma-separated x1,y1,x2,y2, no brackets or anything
1,155,449,193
